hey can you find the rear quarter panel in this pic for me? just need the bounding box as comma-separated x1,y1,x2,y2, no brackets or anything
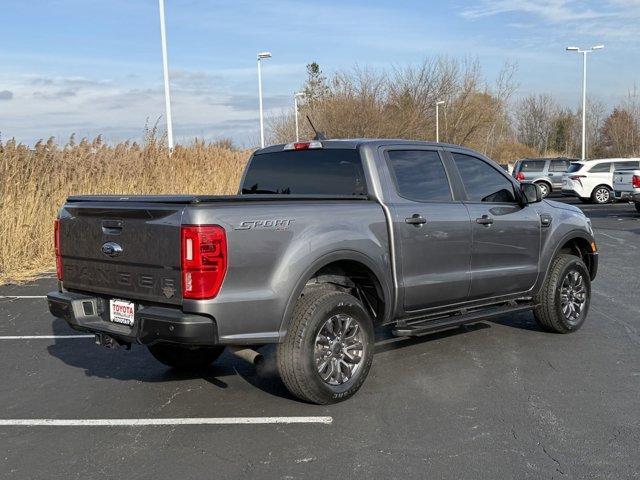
182,201,390,343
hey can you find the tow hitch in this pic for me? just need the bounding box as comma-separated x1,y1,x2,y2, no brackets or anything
95,333,131,350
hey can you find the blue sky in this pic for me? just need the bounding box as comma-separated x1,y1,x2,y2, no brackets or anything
0,0,638,146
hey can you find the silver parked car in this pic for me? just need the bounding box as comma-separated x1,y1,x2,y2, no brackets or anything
513,157,578,197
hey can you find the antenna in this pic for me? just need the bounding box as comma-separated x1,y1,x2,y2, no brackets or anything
306,115,327,141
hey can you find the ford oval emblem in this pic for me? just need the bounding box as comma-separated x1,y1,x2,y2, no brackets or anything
101,241,123,257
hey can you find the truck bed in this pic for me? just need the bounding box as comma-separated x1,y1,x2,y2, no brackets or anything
66,194,370,204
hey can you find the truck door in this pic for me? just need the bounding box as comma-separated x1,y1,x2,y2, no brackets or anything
382,147,472,312
449,151,541,300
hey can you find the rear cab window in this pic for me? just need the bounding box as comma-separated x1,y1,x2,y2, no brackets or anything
614,160,639,170
242,149,367,195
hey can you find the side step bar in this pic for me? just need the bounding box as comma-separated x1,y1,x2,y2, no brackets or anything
392,303,536,337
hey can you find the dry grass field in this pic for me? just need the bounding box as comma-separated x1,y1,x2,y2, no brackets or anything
0,134,249,284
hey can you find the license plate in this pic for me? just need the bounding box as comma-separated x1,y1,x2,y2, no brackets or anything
109,299,135,326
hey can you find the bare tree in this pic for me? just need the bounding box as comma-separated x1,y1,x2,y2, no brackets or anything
515,94,559,153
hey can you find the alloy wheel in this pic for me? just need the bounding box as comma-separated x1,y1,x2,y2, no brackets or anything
594,187,610,204
559,269,588,325
314,313,364,385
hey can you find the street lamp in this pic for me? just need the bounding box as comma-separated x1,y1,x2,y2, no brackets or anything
435,101,445,143
566,45,604,160
293,92,304,142
257,51,272,148
158,0,173,152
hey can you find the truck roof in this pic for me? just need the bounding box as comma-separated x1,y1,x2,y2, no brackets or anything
256,139,477,155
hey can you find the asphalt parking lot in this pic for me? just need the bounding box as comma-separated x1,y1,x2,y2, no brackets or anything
1,197,639,480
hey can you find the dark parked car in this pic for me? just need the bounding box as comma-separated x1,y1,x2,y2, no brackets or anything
512,157,578,197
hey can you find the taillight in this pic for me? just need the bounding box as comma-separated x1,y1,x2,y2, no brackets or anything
54,219,63,280
515,172,525,181
181,225,227,299
633,175,640,188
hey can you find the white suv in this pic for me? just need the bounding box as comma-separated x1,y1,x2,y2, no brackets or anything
562,158,640,204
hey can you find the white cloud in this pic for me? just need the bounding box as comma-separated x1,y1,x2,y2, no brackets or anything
461,0,640,41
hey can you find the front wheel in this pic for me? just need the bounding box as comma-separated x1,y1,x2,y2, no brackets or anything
534,254,591,333
277,289,374,404
147,344,225,370
536,182,551,198
591,186,612,204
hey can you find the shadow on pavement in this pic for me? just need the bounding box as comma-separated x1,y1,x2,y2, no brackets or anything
45,317,299,401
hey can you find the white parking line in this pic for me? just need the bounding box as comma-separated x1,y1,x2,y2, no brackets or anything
0,295,47,299
0,417,333,426
0,335,93,340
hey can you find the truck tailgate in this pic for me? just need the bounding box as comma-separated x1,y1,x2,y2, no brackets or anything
613,170,638,192
59,201,184,305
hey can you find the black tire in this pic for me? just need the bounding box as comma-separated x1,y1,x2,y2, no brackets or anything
591,185,612,204
635,202,640,213
147,344,225,370
535,181,551,198
277,288,374,404
534,254,591,333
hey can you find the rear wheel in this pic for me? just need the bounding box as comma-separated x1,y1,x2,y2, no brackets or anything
536,181,551,198
591,185,612,204
277,289,374,404
534,254,591,333
148,344,225,370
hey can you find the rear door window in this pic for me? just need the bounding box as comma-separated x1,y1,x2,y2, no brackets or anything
452,153,517,203
386,150,452,202
519,160,546,172
589,162,612,173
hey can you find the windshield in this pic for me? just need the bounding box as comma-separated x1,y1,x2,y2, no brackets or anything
566,163,584,173
241,149,367,196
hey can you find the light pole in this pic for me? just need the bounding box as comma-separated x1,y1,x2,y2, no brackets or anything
435,101,445,143
257,51,272,148
158,0,174,152
294,92,304,142
566,45,604,160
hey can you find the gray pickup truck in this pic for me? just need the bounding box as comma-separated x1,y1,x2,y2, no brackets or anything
48,139,598,404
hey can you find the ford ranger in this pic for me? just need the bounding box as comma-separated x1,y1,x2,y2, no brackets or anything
47,139,598,404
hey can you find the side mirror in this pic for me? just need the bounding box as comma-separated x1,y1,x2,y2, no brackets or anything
520,182,542,204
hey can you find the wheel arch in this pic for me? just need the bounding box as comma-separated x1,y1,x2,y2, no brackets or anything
591,183,613,202
534,179,553,193
545,232,597,282
278,250,393,340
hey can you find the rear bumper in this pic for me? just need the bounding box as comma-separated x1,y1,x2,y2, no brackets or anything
47,291,218,346
561,188,579,197
614,190,633,201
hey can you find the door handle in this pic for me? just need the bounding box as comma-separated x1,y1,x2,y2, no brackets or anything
475,215,494,226
405,214,427,226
